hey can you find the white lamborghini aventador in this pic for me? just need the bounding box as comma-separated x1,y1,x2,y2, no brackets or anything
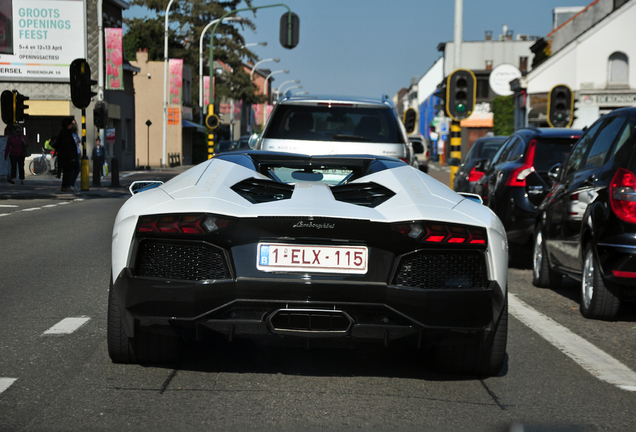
108,151,508,376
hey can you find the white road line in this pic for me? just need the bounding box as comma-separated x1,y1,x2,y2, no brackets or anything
42,204,58,208
0,205,18,208
509,293,636,392
22,207,42,212
0,378,17,395
43,317,90,335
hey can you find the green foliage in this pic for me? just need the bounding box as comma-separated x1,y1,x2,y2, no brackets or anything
124,0,262,114
492,95,515,136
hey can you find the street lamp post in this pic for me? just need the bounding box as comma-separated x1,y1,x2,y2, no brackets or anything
145,119,152,169
282,84,302,94
276,79,300,95
162,0,176,169
199,16,244,124
263,69,288,125
250,57,279,81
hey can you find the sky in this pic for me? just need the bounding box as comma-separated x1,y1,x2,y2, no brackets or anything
125,0,591,98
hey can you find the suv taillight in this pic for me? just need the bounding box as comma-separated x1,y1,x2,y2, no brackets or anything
610,168,636,224
505,139,536,187
468,168,485,182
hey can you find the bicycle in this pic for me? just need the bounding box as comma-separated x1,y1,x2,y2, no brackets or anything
29,147,52,176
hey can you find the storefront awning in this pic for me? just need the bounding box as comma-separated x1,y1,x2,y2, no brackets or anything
182,120,207,133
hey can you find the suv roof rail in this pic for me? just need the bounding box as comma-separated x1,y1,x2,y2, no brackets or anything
382,94,390,103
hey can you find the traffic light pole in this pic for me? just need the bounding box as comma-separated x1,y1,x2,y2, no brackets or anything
80,109,90,191
449,120,461,190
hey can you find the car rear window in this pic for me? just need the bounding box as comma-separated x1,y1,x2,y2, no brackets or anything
534,138,578,172
264,104,403,143
476,140,506,160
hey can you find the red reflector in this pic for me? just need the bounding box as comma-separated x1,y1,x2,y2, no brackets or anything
612,270,636,278
469,239,486,244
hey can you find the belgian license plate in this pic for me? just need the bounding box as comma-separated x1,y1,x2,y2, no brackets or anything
257,243,368,274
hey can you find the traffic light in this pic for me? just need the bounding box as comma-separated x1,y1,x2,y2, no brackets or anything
402,108,417,134
93,101,107,128
433,80,446,116
15,91,29,122
205,104,220,130
446,69,476,121
1,90,14,125
279,12,299,49
69,58,97,109
547,84,574,128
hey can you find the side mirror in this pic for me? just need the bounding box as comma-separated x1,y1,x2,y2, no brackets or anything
129,180,164,196
474,158,490,172
548,163,562,181
458,192,484,205
448,157,461,167
249,133,261,149
410,139,424,154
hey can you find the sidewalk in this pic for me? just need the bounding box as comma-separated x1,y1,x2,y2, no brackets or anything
0,165,190,200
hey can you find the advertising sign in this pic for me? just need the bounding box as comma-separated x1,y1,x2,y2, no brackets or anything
105,28,123,90
0,0,86,82
168,59,182,105
489,64,522,96
203,76,210,106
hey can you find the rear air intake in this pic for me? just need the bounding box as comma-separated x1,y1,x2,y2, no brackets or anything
331,182,395,207
231,178,294,204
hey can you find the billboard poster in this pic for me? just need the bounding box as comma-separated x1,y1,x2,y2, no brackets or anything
168,58,182,105
203,75,209,106
0,0,86,82
105,28,123,90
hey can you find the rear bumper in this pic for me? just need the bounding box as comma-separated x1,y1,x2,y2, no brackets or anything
111,268,506,347
596,241,636,299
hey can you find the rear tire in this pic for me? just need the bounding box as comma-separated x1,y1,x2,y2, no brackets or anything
431,297,508,376
532,227,561,288
107,282,135,363
580,244,620,320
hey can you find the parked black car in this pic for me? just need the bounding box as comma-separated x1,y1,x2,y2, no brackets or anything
453,135,508,193
533,108,636,320
474,127,583,245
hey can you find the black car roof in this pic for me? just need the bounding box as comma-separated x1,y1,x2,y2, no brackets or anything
514,127,583,139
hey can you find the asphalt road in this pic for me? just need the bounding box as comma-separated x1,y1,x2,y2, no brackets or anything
1,165,636,431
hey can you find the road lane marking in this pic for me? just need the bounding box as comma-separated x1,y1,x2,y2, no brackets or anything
22,207,42,212
0,205,18,207
509,294,636,392
43,317,90,335
0,378,17,395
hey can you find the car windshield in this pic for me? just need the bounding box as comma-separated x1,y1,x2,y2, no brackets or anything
264,104,403,143
534,138,578,172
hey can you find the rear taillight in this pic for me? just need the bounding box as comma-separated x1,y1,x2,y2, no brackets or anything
610,168,636,224
391,221,487,245
136,214,237,235
468,167,485,182
505,139,536,187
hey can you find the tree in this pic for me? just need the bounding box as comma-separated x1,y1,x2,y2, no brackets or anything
125,0,263,119
492,95,515,136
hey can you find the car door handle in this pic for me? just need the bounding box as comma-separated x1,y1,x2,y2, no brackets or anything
584,175,597,186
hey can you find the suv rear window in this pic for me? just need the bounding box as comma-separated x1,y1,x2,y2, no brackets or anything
264,104,403,143
534,138,577,172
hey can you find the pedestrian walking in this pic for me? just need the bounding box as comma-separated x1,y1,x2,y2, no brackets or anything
91,137,106,177
3,125,30,185
56,117,79,192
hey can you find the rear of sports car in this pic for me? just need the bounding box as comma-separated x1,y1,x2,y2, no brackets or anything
108,153,508,376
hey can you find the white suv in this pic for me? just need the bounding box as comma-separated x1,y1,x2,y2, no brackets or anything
256,95,414,164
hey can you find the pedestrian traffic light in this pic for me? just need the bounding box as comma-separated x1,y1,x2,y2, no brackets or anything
1,90,14,125
279,12,299,49
402,108,417,134
547,84,574,128
69,58,97,109
93,101,107,128
446,69,476,121
15,91,29,122
433,80,447,116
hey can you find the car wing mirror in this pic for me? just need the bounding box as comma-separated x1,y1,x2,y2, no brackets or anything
129,180,164,196
458,192,484,205
474,158,490,172
409,139,424,154
548,163,562,181
448,157,461,167
248,133,261,149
